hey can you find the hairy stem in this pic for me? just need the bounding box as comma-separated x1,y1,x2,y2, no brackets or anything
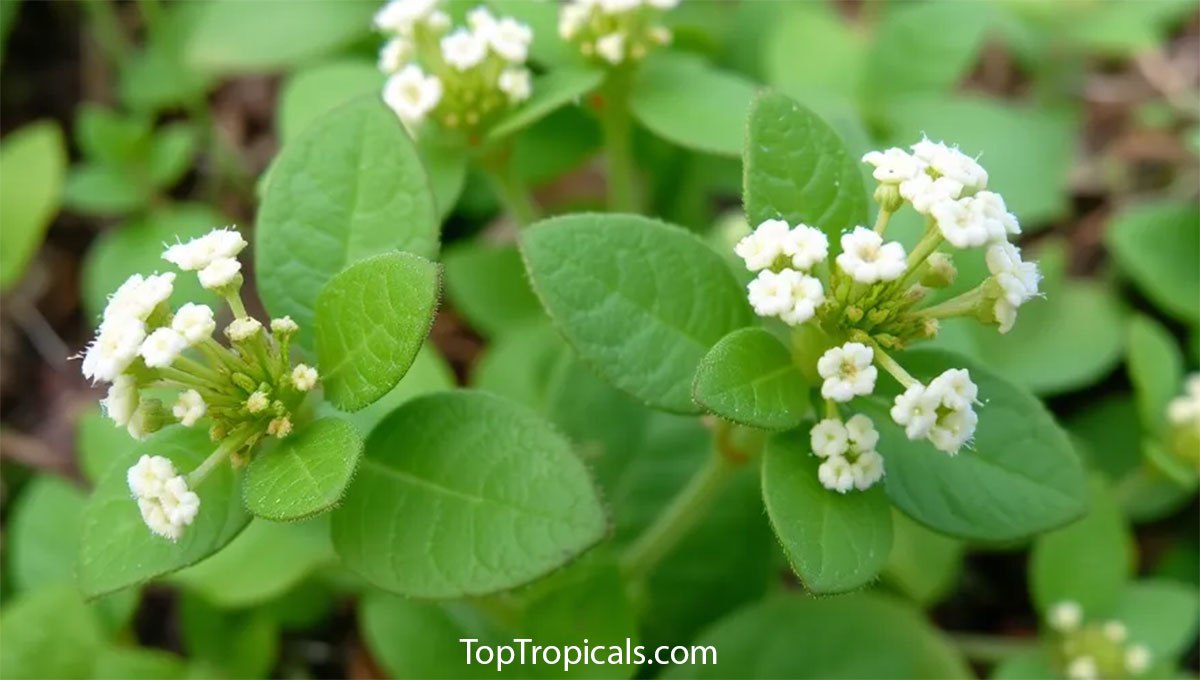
599,71,637,212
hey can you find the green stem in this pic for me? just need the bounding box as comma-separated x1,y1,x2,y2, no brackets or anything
224,293,248,319
201,337,257,377
865,337,918,389
173,355,228,385
917,285,985,320
156,365,228,394
892,219,943,292
949,633,1036,665
872,208,893,235
480,149,539,226
599,71,637,212
186,425,254,487
620,447,739,579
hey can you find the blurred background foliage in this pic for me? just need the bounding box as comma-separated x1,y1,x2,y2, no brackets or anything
0,1,1196,678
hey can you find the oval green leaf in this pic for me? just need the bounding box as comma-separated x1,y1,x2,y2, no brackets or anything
762,431,893,593
488,67,604,142
1107,200,1199,324
243,418,365,521
331,390,607,598
314,251,440,411
1127,314,1184,435
744,90,868,242
0,121,65,290
78,426,250,598
866,349,1088,541
256,96,439,350
630,54,757,157
693,327,811,430
521,213,754,413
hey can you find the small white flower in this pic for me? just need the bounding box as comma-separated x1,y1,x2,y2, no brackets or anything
467,6,497,32
850,450,885,490
498,67,532,103
101,375,139,427
374,0,439,34
928,406,977,455
817,342,878,402
599,0,641,12
82,317,147,382
127,454,177,500
993,298,1018,334
1167,374,1200,425
172,389,206,427
378,37,411,74
292,364,319,391
970,190,1020,242
735,219,789,272
891,383,940,440
777,271,824,326
928,368,978,411
595,32,625,64
246,391,270,414
782,224,829,271
425,9,451,31
911,138,988,192
271,316,299,336
171,303,215,346
862,148,924,184
441,29,487,70
197,257,241,290
558,3,590,40
225,317,262,342
811,419,849,458
987,242,1041,307
1125,644,1151,675
1103,621,1128,643
900,173,963,215
747,269,794,317
163,228,245,272
818,456,855,493
1066,656,1098,680
836,227,907,284
103,272,176,322
139,328,188,368
383,64,443,125
931,198,990,249
845,413,879,452
487,17,533,63
136,474,200,541
1047,600,1083,632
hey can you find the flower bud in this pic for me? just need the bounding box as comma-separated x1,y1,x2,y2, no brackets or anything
873,183,904,212
232,372,259,393
844,306,864,323
127,399,171,441
921,252,957,288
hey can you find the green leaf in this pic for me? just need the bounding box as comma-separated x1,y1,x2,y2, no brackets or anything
521,213,754,413
762,431,893,593
866,350,1088,541
75,104,150,165
883,509,963,607
0,585,106,680
243,418,365,521
884,95,1076,225
314,251,440,411
119,2,215,113
488,67,604,142
359,591,504,679
186,0,374,75
147,122,199,188
744,91,868,242
78,427,250,597
277,59,383,144
763,3,864,107
693,327,811,430
864,2,992,105
629,54,757,157
80,203,224,323
8,476,88,592
93,648,189,680
1107,200,1199,324
1066,395,1142,482
420,136,469,218
1127,314,1184,435
256,96,439,349
179,592,279,679
331,391,607,598
991,650,1057,680
0,121,65,290
62,164,148,216
1110,580,1200,662
172,517,334,608
664,592,970,678
319,343,455,435
1030,477,1134,614
444,242,543,338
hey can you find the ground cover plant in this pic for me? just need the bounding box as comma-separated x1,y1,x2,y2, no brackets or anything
0,1,1197,679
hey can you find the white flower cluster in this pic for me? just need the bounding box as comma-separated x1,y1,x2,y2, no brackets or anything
1047,601,1153,680
375,0,533,133
1168,373,1200,427
864,138,1040,333
127,455,200,541
891,368,979,455
559,0,677,65
810,414,884,493
737,219,828,326
163,227,246,290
